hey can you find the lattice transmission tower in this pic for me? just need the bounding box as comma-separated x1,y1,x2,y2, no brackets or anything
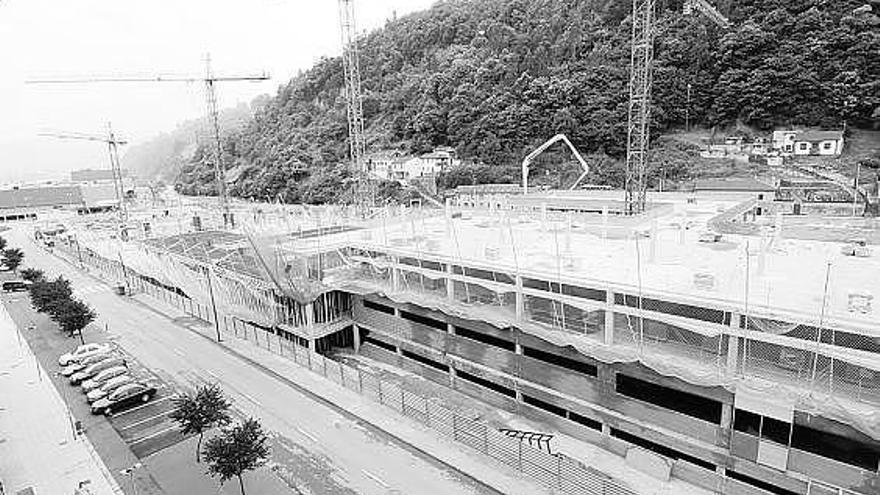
338,0,374,207
624,0,655,216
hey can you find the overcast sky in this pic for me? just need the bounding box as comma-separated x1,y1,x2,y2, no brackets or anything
0,0,435,184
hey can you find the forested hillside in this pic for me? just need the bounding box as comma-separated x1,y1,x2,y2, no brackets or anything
174,0,880,202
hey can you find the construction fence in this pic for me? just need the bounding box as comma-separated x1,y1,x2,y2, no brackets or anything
49,237,638,495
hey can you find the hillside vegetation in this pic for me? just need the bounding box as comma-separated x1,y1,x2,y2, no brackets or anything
170,0,879,202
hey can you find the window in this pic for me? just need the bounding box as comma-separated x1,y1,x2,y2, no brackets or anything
456,369,516,397
799,143,809,151
791,423,880,471
402,350,449,372
823,142,832,150
401,310,446,330
522,394,567,417
726,470,799,495
363,335,396,353
616,374,722,424
611,428,715,470
733,409,792,446
522,346,597,377
455,326,515,351
363,299,394,315
569,411,602,431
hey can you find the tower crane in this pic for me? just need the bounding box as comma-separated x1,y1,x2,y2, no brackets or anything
338,0,374,207
39,125,129,234
624,0,728,215
27,56,269,228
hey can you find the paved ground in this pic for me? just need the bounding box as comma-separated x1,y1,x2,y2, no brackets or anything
8,227,514,495
0,303,120,495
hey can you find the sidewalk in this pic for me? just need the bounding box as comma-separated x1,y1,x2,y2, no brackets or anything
0,304,121,495
131,292,554,495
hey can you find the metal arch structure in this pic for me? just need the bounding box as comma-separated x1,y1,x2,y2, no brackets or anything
338,0,374,207
521,134,590,194
624,0,655,216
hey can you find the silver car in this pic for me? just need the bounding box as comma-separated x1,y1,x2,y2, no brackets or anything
86,375,134,403
60,350,116,377
70,357,126,385
81,366,129,393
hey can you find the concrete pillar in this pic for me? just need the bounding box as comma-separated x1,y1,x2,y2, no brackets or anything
449,366,457,387
308,338,316,352
604,290,615,345
726,312,741,376
720,402,733,448
445,263,455,301
305,302,315,329
392,264,400,292
515,275,524,322
602,423,611,437
352,323,361,353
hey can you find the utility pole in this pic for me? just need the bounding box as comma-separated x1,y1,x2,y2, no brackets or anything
27,59,269,229
339,0,374,208
685,83,692,133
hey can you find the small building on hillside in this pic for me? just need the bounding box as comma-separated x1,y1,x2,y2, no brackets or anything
368,147,461,181
690,177,777,200
771,129,844,156
793,130,845,156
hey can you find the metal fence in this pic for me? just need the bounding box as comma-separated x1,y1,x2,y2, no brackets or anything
53,239,637,495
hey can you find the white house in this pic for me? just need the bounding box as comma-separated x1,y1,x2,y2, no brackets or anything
772,130,800,154
772,129,844,156
368,147,461,181
793,130,845,156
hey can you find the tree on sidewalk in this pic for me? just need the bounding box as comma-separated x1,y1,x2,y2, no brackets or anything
203,417,269,495
3,248,24,272
50,298,96,343
171,383,232,463
28,276,73,315
20,268,45,282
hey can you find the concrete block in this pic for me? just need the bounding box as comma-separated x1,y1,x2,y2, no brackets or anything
625,446,673,481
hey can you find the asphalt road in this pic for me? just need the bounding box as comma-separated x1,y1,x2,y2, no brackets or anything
10,227,499,495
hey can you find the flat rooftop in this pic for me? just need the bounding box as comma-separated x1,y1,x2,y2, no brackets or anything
307,193,880,335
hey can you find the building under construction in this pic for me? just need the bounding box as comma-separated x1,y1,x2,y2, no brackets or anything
58,188,879,495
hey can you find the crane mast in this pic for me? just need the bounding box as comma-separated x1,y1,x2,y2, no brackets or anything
624,0,655,216
338,0,373,207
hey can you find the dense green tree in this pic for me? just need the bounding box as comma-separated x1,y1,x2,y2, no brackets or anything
50,298,95,342
203,418,270,495
2,248,24,272
171,384,232,463
171,0,879,199
20,268,45,282
28,276,73,315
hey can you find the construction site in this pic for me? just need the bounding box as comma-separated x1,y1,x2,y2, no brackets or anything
7,0,879,494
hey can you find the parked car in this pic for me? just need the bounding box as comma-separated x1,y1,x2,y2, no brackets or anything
70,357,126,385
91,382,157,415
60,350,117,377
58,343,112,366
81,366,129,393
86,375,134,403
2,280,31,292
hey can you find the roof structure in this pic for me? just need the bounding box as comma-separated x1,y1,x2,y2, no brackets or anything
0,186,83,210
692,178,777,192
796,130,844,142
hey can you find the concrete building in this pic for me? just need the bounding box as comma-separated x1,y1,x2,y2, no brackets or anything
74,195,880,495
368,147,461,181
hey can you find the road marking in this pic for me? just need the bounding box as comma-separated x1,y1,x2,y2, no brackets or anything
119,408,179,431
128,424,180,445
361,470,389,488
205,370,220,380
239,392,263,407
110,396,174,417
295,427,318,443
172,348,185,357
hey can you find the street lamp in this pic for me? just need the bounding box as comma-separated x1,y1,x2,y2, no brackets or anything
120,463,143,495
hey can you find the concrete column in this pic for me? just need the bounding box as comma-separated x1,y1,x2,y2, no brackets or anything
726,312,741,376
305,302,315,329
392,264,400,292
604,290,615,345
602,423,611,437
720,402,733,449
308,338,316,352
515,275,524,322
352,323,361,353
445,263,455,301
449,366,457,387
